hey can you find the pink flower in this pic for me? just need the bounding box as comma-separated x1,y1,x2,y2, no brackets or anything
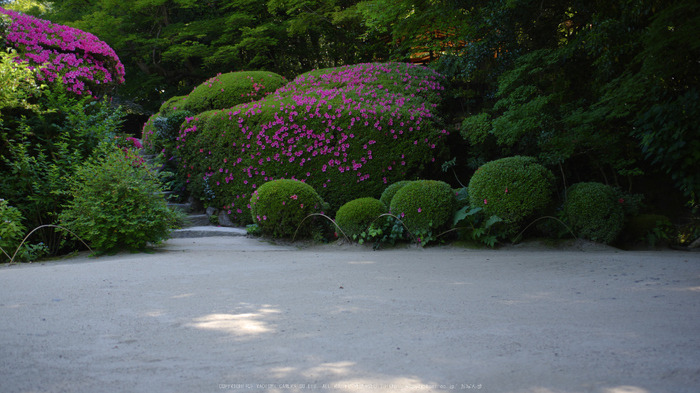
418,208,422,213
484,199,488,204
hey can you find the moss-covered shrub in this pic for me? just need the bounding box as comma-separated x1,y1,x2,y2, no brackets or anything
468,156,554,227
380,181,413,208
249,179,325,238
390,180,454,244
563,182,625,244
335,197,388,240
160,95,189,116
177,62,450,223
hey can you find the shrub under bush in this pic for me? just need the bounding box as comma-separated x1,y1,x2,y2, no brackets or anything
181,71,286,114
335,197,388,240
390,180,454,245
468,156,554,228
380,181,413,208
249,179,325,238
563,182,625,244
58,147,183,252
177,62,450,223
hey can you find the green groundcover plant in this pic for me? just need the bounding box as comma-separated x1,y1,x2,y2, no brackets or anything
59,147,184,253
176,62,450,222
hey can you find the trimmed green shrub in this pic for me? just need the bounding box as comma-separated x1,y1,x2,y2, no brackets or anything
143,110,194,154
176,62,450,223
249,179,325,238
182,71,285,114
335,197,388,240
390,180,455,245
563,182,625,244
380,181,413,208
58,147,184,252
468,156,554,228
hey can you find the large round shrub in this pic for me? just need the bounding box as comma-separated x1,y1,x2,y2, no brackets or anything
380,181,413,208
249,179,325,238
563,182,625,244
468,156,554,226
390,180,454,241
335,197,388,239
0,8,124,96
176,62,450,223
58,148,183,252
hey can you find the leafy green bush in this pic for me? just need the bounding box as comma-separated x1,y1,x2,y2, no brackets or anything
159,95,188,116
58,147,184,252
177,62,450,223
380,181,413,208
563,182,625,244
249,179,326,238
390,180,455,246
335,197,388,241
1,83,125,255
468,156,554,229
0,199,25,261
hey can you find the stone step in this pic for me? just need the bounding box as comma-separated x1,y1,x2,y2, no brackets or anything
168,202,193,213
182,214,211,227
170,226,247,238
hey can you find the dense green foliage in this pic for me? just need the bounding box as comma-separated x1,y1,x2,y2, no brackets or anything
0,82,125,255
177,62,448,222
249,179,326,238
390,180,454,245
335,197,387,240
37,0,391,111
59,147,183,252
563,182,625,244
468,156,554,228
379,180,412,208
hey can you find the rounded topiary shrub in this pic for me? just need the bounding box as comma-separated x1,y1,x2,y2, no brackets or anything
335,197,388,240
182,71,286,114
563,182,625,244
390,180,454,243
160,95,189,117
249,179,325,238
468,156,554,227
380,181,413,208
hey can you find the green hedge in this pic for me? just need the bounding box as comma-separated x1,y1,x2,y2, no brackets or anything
468,156,554,227
176,62,450,223
249,179,325,238
380,180,413,208
563,182,625,244
335,197,388,240
390,180,455,242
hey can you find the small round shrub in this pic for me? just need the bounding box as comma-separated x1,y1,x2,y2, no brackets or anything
58,147,183,252
563,182,625,244
380,181,413,208
390,180,455,243
335,197,388,240
160,95,189,116
249,179,325,238
468,156,554,227
182,71,285,114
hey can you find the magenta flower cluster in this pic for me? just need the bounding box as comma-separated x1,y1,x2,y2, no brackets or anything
175,62,450,222
0,8,125,96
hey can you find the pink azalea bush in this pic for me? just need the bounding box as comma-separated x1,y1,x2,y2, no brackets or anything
0,8,125,96
175,62,450,223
